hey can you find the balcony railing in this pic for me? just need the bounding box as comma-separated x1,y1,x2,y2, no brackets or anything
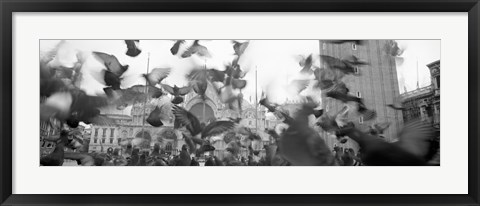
401,85,434,99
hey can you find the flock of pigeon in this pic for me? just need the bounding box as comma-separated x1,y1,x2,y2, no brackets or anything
39,40,439,166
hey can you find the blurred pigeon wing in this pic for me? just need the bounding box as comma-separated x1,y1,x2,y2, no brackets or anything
187,69,208,82
320,55,354,74
192,80,208,96
147,68,171,85
147,86,165,98
124,40,142,57
172,105,202,136
396,119,435,157
160,84,175,95
44,91,73,114
196,45,211,57
170,40,185,55
320,55,343,68
232,40,249,56
201,121,235,138
92,52,127,76
177,86,192,96
343,55,369,66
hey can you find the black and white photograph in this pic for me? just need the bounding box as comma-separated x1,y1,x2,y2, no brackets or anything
39,39,440,166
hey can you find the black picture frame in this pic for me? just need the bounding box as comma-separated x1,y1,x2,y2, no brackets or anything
1,0,479,205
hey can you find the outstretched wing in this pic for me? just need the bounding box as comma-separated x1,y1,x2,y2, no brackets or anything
187,70,208,96
187,69,208,82
201,121,236,139
396,119,435,157
146,68,171,85
172,105,202,136
232,40,249,56
92,52,127,76
170,40,185,55
92,51,114,64
160,84,175,95
146,86,165,98
342,55,369,66
177,86,192,96
259,97,277,113
302,54,313,69
319,55,354,75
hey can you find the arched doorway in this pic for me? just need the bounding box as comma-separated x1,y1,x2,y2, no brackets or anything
135,131,152,149
135,131,152,140
165,142,173,152
189,103,215,123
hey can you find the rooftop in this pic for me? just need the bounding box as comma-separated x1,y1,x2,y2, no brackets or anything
401,85,434,100
426,60,440,68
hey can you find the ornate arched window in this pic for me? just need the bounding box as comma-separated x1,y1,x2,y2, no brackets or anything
165,142,173,151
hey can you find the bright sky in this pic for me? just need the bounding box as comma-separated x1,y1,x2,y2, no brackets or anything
40,40,439,109
395,40,440,92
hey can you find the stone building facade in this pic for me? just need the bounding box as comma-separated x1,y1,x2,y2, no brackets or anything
401,60,440,130
88,81,277,158
318,40,404,149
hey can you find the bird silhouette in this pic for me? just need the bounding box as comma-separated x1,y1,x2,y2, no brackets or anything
316,106,349,133
232,40,249,56
185,68,210,100
92,52,129,90
319,55,368,76
313,67,342,90
224,63,247,79
172,105,236,140
146,105,169,127
298,54,313,75
181,40,211,58
384,40,404,57
368,122,391,136
124,40,142,57
160,84,192,104
170,40,185,55
143,67,171,86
